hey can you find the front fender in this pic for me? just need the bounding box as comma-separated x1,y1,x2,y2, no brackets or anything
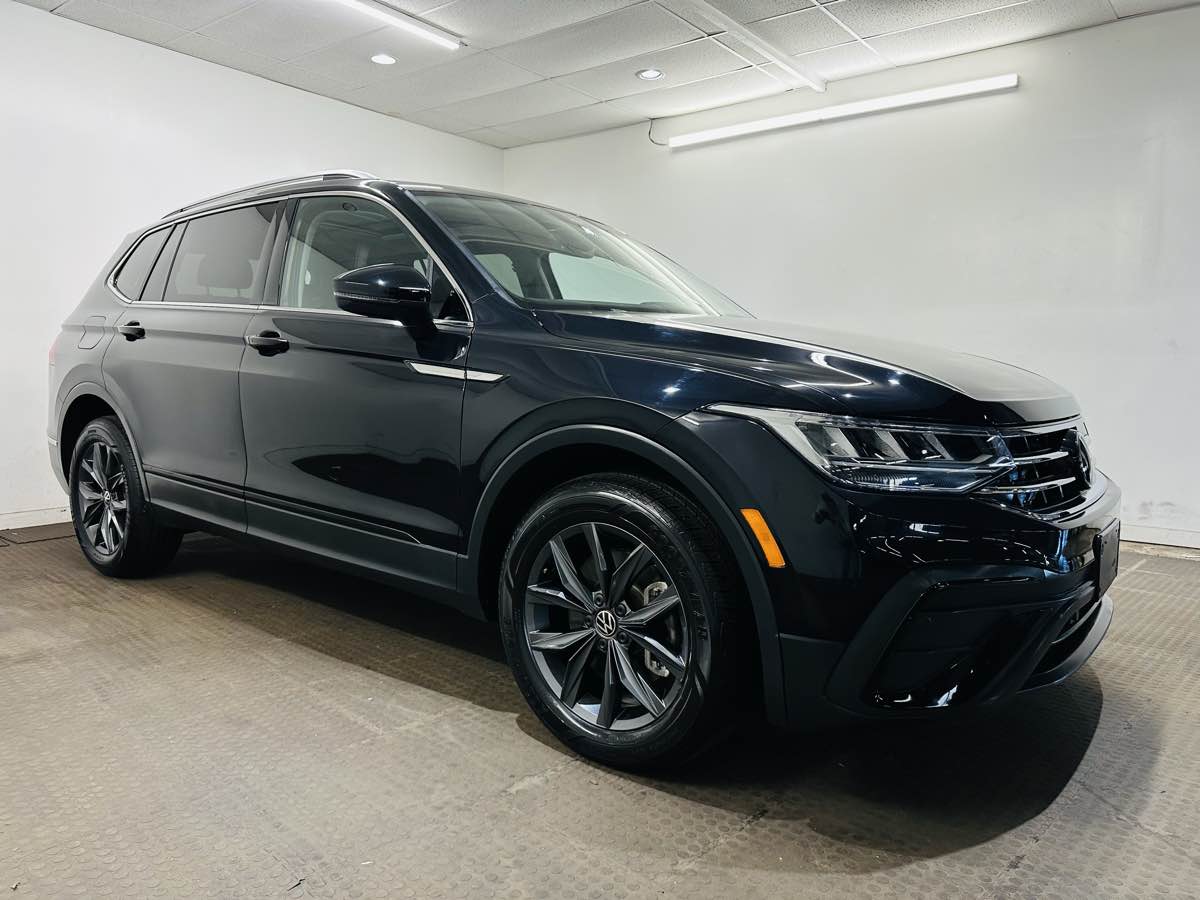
462,421,789,726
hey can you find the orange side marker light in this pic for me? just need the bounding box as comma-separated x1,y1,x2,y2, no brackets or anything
740,508,786,569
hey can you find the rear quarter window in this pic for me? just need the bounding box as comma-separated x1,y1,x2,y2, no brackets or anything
113,227,170,300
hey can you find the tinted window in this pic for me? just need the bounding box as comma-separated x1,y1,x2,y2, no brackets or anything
280,196,467,321
114,227,170,300
163,204,277,305
139,225,181,303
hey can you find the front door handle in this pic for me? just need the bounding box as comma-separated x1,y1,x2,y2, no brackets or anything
247,330,289,356
117,322,145,341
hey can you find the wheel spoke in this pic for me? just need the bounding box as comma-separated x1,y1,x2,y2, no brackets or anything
529,629,593,653
609,542,650,604
108,511,125,543
550,536,594,611
620,627,686,678
81,498,104,525
90,443,108,491
78,483,102,502
621,589,681,627
97,508,112,552
526,583,588,615
584,523,608,594
612,639,665,717
559,634,597,707
109,498,128,512
596,643,621,729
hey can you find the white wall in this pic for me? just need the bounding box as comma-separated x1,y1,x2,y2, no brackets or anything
505,7,1200,549
0,1,502,527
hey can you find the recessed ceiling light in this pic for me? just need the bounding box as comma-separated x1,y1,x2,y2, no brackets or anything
371,53,397,65
636,68,664,81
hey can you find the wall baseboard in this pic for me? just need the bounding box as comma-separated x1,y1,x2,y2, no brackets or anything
1121,523,1200,551
0,507,70,530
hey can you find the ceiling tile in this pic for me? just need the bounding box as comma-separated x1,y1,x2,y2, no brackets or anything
1109,0,1200,13
197,0,379,62
290,26,479,87
80,0,258,31
500,103,645,142
794,40,887,79
558,37,749,101
348,51,541,114
705,0,819,23
607,66,785,117
56,0,184,45
421,0,640,48
398,107,482,134
431,80,594,128
748,4,854,54
830,0,1035,39
166,31,284,78
490,3,702,78
459,127,530,148
11,0,65,10
868,0,1116,66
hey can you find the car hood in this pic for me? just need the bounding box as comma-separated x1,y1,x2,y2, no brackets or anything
533,311,1079,426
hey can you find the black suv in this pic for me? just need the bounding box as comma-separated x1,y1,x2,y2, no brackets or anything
49,171,1120,767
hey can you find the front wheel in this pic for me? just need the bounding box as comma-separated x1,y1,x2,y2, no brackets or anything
69,416,181,577
499,474,743,768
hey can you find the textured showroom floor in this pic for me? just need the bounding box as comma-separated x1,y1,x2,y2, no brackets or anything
1,527,1198,898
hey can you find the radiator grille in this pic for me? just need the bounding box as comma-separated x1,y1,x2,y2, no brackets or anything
976,422,1091,514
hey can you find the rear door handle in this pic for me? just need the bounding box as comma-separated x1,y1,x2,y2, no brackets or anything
117,322,145,341
247,330,289,356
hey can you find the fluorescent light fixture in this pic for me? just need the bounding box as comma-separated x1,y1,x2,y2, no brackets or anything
329,0,462,50
371,53,397,65
668,73,1019,148
636,68,664,81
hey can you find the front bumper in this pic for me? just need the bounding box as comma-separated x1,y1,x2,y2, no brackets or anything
669,411,1120,729
776,480,1120,728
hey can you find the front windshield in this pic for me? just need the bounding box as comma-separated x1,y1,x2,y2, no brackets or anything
411,191,748,317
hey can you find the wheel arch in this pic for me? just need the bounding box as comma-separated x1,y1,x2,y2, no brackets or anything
464,423,787,724
57,383,150,500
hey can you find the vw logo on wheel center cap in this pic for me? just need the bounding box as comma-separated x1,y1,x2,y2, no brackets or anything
593,608,618,639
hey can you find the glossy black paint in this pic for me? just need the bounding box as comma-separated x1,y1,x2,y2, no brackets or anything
48,174,1119,729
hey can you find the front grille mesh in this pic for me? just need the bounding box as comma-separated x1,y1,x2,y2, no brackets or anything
977,424,1089,514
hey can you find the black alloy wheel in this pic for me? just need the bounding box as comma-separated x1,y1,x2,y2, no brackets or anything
76,438,129,557
500,474,742,768
523,521,690,731
69,416,182,577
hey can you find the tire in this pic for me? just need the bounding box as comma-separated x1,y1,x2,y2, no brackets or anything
68,416,181,577
499,473,743,769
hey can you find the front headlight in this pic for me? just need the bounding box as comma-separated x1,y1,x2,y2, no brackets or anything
708,404,1014,493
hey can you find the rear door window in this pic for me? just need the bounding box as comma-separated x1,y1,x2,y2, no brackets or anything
113,227,170,300
163,204,278,305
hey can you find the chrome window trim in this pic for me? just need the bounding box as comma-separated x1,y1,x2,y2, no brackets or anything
106,190,474,328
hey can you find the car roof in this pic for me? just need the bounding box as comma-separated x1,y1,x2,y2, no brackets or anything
161,171,577,223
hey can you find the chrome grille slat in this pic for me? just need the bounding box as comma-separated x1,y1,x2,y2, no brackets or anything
977,421,1089,515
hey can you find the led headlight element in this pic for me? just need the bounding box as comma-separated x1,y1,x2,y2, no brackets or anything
708,405,1015,493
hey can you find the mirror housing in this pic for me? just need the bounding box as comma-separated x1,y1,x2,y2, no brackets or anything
334,264,433,329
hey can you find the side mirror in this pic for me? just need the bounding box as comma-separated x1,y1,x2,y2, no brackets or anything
334,264,433,330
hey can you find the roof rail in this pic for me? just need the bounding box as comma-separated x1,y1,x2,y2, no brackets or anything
163,170,379,218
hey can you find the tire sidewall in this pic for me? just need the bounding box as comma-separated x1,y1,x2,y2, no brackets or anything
499,480,723,763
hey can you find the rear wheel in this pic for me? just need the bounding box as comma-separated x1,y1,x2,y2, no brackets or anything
499,474,742,768
69,417,181,577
